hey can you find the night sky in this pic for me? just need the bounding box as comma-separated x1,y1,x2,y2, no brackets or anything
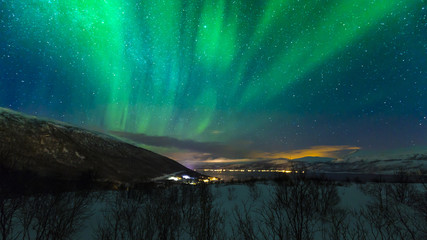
1,0,426,166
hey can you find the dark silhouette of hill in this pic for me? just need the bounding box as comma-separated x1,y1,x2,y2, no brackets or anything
0,107,198,190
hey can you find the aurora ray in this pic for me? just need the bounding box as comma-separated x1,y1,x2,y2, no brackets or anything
1,0,426,161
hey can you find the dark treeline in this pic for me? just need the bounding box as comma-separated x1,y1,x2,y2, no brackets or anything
232,170,427,240
95,184,224,240
0,190,95,240
0,173,425,240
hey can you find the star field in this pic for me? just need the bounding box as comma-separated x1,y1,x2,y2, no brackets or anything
0,0,426,161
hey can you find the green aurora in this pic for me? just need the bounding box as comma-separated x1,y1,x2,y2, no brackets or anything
1,0,426,162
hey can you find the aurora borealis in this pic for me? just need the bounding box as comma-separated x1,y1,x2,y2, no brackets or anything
1,0,426,164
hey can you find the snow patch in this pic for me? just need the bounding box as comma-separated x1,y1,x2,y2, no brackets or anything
75,151,85,160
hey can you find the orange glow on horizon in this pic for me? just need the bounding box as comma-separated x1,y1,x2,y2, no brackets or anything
251,145,360,160
165,145,360,166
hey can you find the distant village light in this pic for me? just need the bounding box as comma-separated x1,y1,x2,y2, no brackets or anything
168,176,180,181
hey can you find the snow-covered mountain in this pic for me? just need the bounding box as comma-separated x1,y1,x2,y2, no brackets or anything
0,107,198,186
328,147,427,174
195,149,427,175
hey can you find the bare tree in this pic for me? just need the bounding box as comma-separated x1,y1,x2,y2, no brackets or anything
346,210,369,240
258,196,289,240
231,201,259,240
324,208,350,240
186,184,225,240
359,172,426,240
18,192,93,240
0,144,23,240
247,182,261,201
258,169,340,240
95,187,186,240
0,196,22,240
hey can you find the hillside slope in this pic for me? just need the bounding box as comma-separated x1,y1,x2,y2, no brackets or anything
0,108,197,185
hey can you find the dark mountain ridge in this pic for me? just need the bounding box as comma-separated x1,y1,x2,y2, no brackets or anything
0,107,198,188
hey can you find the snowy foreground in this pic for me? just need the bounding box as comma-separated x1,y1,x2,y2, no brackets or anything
2,178,426,240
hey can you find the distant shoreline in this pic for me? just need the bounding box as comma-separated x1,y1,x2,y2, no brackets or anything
198,170,427,183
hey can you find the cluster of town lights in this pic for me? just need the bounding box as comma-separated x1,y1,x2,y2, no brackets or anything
196,169,303,174
164,169,305,185
167,175,220,184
